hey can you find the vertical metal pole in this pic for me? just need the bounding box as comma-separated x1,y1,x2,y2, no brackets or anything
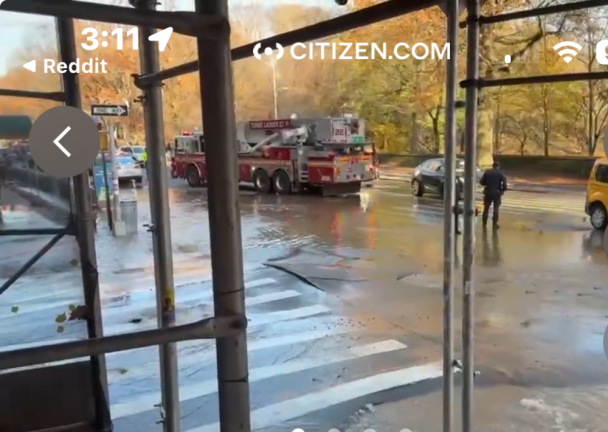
195,0,252,431
56,17,111,432
109,125,121,223
271,61,278,119
101,153,113,230
442,1,458,432
462,0,480,430
135,0,180,430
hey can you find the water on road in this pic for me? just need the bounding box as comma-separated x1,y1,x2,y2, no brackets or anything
1,179,606,432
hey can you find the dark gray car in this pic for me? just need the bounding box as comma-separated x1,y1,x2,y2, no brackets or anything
411,158,481,200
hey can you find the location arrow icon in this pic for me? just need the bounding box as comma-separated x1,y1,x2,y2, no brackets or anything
148,27,173,52
23,60,36,72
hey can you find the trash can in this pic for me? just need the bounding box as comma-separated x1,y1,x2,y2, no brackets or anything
120,199,138,235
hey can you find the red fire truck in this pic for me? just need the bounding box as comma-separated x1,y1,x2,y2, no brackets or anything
171,117,378,196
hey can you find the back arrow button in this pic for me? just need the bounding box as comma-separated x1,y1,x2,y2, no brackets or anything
28,106,101,178
53,126,72,157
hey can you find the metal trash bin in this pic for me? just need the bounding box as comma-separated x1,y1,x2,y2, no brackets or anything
120,199,138,235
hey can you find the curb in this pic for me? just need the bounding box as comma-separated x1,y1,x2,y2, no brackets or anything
379,173,562,194
7,184,71,223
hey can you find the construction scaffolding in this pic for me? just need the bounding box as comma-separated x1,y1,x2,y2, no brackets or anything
0,0,606,431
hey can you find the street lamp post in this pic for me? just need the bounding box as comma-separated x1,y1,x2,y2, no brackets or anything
266,58,288,119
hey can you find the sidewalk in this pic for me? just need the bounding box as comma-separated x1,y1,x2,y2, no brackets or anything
380,166,587,194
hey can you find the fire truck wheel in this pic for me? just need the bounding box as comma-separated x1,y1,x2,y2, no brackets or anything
273,170,292,195
186,165,202,188
253,169,271,194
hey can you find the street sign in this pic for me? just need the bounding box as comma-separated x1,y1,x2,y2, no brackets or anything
91,104,129,117
99,132,109,151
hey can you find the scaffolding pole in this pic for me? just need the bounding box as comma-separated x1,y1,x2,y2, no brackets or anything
442,1,459,431
134,0,180,429
56,16,111,432
462,0,480,430
194,0,252,430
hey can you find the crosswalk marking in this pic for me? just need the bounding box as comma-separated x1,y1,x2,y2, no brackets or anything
111,339,408,419
4,268,445,431
102,302,330,339
102,279,283,321
386,195,584,218
106,327,357,385
186,362,444,432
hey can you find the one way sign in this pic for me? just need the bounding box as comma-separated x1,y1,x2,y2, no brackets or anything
91,104,129,117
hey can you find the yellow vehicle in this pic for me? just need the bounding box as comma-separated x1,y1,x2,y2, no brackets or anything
585,158,608,230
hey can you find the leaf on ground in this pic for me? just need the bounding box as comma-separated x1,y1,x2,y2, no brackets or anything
68,305,87,321
56,325,65,333
11,306,19,313
55,312,67,323
69,258,79,267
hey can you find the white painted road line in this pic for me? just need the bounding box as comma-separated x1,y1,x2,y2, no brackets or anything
102,301,328,337
101,277,278,321
106,326,357,385
186,362,444,432
111,339,408,418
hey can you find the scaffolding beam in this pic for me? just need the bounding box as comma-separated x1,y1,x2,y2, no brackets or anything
134,0,181,429
194,0,253,429
460,0,608,28
56,16,112,432
0,89,65,101
136,0,440,86
462,70,608,88
0,316,246,371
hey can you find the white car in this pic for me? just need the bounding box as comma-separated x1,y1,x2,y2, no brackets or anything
95,154,143,184
119,145,146,163
116,155,143,183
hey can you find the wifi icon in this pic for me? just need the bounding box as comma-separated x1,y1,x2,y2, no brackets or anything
553,41,582,63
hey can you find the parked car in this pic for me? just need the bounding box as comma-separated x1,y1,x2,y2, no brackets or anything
119,145,146,165
95,154,143,184
411,158,482,200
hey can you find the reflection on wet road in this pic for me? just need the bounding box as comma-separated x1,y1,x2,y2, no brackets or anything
1,180,607,432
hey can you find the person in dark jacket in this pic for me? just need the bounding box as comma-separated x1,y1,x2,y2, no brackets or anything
479,161,507,229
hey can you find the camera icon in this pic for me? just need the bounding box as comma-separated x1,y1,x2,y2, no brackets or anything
596,40,608,65
253,43,284,60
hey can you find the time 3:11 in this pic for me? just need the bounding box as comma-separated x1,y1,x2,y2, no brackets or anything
81,27,139,50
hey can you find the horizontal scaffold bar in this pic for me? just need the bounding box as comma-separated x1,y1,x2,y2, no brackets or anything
460,0,608,28
0,315,247,371
136,0,440,86
461,70,608,88
0,89,65,102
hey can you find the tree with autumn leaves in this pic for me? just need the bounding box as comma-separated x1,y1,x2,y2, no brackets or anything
0,0,607,166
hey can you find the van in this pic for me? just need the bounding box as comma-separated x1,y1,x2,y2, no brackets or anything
585,158,608,230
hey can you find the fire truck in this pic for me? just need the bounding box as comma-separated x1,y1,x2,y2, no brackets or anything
171,117,379,196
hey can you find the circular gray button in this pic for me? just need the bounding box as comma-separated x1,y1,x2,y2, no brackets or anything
28,106,100,178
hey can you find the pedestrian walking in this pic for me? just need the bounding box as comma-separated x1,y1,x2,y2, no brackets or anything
141,148,148,175
479,161,508,229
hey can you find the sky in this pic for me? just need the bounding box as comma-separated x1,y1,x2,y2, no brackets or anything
0,0,338,75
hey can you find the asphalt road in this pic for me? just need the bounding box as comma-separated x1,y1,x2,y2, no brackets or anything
1,179,606,432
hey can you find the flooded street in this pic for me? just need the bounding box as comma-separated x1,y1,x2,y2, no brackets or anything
1,178,607,432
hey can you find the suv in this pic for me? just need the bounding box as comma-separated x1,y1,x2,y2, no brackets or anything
585,158,608,230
